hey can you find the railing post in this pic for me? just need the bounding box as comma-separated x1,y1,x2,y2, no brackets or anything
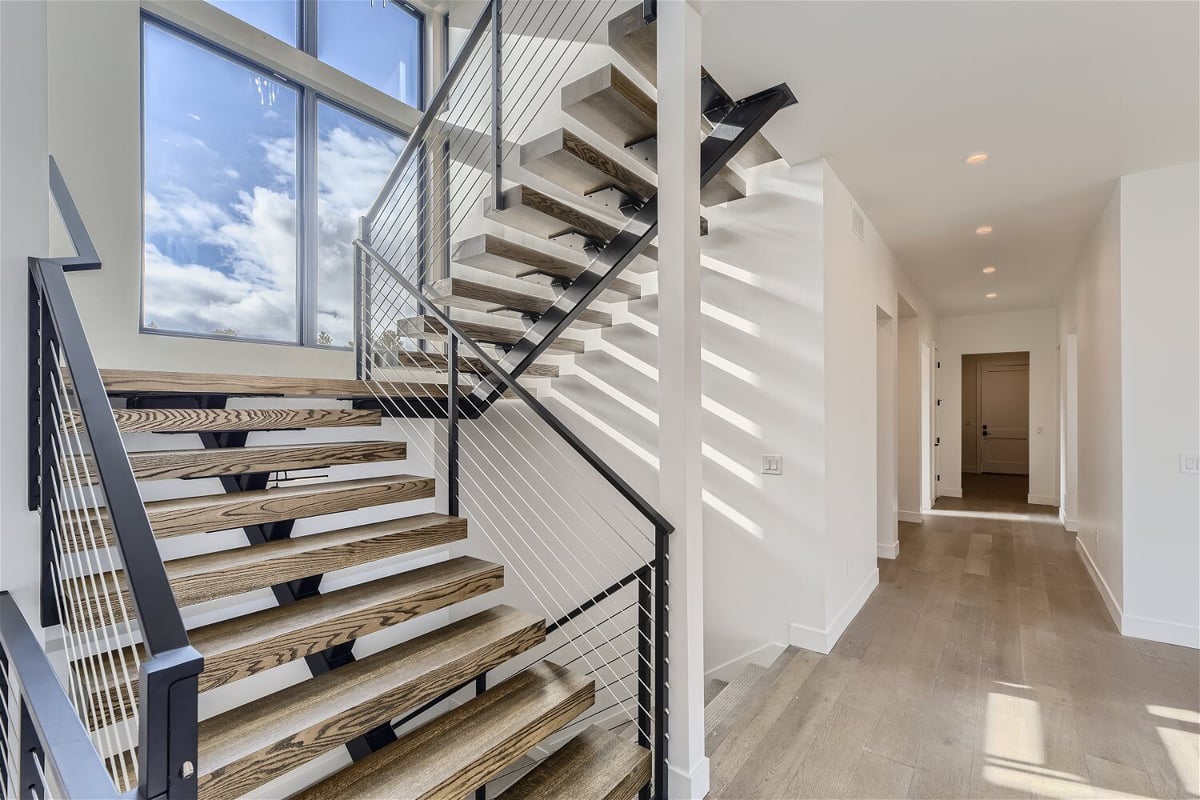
490,0,504,211
447,334,460,518
36,284,59,629
636,563,653,800
18,701,44,800
27,275,41,513
355,218,373,381
138,647,203,800
0,645,11,794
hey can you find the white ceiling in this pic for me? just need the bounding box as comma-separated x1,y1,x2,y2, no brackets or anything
695,0,1200,316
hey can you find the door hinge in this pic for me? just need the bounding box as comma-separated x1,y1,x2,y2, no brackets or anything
937,473,941,481
937,361,941,368
935,437,940,446
937,398,941,406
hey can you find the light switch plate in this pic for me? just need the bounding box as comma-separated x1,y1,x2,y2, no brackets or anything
1182,454,1200,475
762,455,783,475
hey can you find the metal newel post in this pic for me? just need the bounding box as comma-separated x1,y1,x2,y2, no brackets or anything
490,0,504,210
36,287,59,629
18,701,44,800
653,531,669,800
447,334,460,518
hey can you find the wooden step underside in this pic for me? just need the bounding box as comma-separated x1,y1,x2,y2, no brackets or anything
385,350,560,379
428,277,612,328
196,605,545,800
69,440,407,483
74,512,467,634
606,7,781,169
79,553,499,731
294,662,594,800
397,316,585,355
96,369,447,399
452,234,642,301
100,407,383,434
68,474,435,553
520,128,656,202
498,725,652,800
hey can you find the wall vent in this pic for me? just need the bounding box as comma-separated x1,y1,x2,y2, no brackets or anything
850,204,865,241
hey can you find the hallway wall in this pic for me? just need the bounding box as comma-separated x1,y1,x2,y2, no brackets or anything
937,309,1059,505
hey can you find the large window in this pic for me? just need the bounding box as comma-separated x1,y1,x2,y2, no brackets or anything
141,3,418,346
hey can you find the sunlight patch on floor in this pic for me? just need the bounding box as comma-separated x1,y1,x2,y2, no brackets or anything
1155,721,1199,795
925,508,1043,522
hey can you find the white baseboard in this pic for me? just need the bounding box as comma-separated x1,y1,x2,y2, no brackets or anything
1123,613,1200,650
789,568,879,655
1061,513,1079,532
669,755,710,800
1075,538,1122,632
941,488,963,498
1028,494,1059,507
703,641,786,684
897,510,924,524
877,540,900,559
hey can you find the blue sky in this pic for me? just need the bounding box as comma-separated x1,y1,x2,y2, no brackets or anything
142,4,413,344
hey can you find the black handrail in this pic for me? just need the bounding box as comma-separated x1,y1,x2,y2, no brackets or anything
30,157,203,800
355,239,674,536
0,592,120,800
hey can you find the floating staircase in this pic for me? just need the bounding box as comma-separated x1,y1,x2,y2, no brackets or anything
55,369,651,798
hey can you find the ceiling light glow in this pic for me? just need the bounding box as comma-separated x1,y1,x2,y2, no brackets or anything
982,265,996,274
976,225,993,235
965,152,990,165
986,292,998,299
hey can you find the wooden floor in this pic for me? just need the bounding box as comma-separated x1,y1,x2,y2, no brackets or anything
707,474,1200,799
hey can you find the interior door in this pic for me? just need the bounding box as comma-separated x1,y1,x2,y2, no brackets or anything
979,363,1029,474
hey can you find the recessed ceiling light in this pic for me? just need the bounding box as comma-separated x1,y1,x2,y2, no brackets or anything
965,152,990,165
976,225,993,235
982,265,996,274
986,292,998,299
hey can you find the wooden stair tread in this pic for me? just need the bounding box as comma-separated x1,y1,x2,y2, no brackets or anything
294,662,594,800
196,605,545,800
70,440,407,483
428,277,612,329
704,662,768,746
103,407,382,434
387,350,560,379
96,369,447,399
77,552,498,731
704,677,728,705
397,315,585,355
78,513,467,637
452,234,642,301
606,8,781,169
498,726,651,800
562,63,657,149
73,474,436,551
521,128,656,202
701,166,748,207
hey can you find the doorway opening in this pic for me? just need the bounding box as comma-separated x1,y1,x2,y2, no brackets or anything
959,351,1030,509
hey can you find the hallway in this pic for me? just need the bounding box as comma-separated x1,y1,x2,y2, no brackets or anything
704,509,1199,799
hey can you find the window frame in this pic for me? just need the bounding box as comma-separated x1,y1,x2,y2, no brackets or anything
139,1,423,348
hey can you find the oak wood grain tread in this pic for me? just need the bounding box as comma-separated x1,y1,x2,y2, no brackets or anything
497,726,651,800
95,369,448,399
69,440,407,483
68,474,436,553
197,605,546,800
428,277,612,328
100,407,383,434
397,315,585,355
520,128,656,202
562,63,657,149
293,662,594,800
77,512,467,634
386,350,560,379
452,234,642,300
79,553,499,731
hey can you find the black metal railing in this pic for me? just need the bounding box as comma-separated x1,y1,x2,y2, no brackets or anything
22,157,202,800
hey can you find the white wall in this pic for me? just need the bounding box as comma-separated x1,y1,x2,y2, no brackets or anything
938,309,1059,505
0,0,50,623
876,313,898,557
1058,162,1199,649
896,315,923,519
1118,162,1199,647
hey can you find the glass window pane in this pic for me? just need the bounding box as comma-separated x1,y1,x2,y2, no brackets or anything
316,101,406,348
206,0,299,47
142,22,300,343
317,0,422,107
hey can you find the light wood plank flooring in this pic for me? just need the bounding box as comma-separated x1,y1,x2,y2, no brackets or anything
707,475,1199,799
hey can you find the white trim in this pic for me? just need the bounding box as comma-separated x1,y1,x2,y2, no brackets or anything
703,641,786,684
897,510,924,524
1123,613,1200,650
877,540,900,559
941,487,963,498
1060,509,1079,532
1075,537,1122,631
668,755,710,800
789,568,879,655
1027,494,1059,507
